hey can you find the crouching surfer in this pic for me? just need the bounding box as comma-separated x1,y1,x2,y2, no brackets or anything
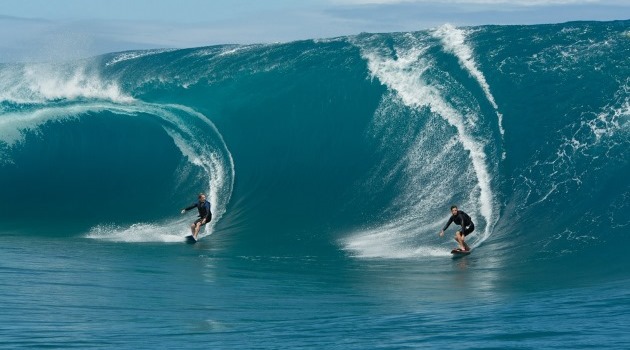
439,205,474,251
181,193,212,240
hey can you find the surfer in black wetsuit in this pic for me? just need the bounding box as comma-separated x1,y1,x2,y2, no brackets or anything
181,193,212,239
439,205,474,251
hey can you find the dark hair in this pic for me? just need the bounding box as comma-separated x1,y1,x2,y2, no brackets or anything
450,205,458,210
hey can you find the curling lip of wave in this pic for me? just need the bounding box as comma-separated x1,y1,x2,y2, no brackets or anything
0,64,134,104
0,71,235,242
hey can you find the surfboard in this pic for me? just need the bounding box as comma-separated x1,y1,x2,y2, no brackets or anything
185,235,197,244
451,248,471,257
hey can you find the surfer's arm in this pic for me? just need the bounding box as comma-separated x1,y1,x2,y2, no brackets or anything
440,217,453,236
182,203,197,212
442,216,454,231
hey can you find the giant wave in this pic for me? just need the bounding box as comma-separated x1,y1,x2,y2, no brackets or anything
0,21,628,281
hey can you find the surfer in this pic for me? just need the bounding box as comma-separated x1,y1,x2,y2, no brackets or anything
439,205,474,251
181,193,212,239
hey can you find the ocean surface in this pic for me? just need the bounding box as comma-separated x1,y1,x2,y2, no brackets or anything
1,20,629,349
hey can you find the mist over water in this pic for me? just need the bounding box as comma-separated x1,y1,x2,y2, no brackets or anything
1,20,629,349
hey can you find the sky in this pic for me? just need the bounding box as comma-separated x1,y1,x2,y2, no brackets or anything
0,0,628,62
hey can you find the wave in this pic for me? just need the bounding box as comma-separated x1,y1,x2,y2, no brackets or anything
0,65,234,241
0,21,628,277
433,24,505,139
0,62,133,104
342,30,500,258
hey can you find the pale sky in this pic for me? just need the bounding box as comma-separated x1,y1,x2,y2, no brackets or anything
0,0,628,62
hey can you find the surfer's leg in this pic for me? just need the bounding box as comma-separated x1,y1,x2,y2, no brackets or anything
193,222,201,239
462,225,473,251
191,218,204,238
455,232,466,250
462,238,470,251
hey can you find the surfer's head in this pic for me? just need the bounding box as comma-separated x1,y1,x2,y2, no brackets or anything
198,193,206,202
450,205,458,215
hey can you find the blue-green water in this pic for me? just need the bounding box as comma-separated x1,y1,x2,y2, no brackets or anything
1,21,629,348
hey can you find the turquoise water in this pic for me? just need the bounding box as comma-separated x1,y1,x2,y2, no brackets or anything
1,20,629,348
2,236,629,349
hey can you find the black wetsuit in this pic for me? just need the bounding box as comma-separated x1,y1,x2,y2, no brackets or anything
184,200,212,225
442,210,475,236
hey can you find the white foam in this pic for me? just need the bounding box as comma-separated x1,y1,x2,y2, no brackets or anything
517,79,629,208
106,49,177,66
86,223,186,243
187,45,260,59
343,33,498,258
342,218,451,259
162,128,232,232
365,42,494,234
0,63,134,104
432,24,505,139
217,45,258,57
345,233,449,259
590,80,629,140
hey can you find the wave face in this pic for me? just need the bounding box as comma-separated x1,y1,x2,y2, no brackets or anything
1,21,628,279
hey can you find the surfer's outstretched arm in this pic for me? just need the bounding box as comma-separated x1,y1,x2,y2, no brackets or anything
181,203,197,214
442,217,453,231
440,216,454,236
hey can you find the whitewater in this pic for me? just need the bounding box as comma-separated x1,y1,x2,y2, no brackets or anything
1,20,629,349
